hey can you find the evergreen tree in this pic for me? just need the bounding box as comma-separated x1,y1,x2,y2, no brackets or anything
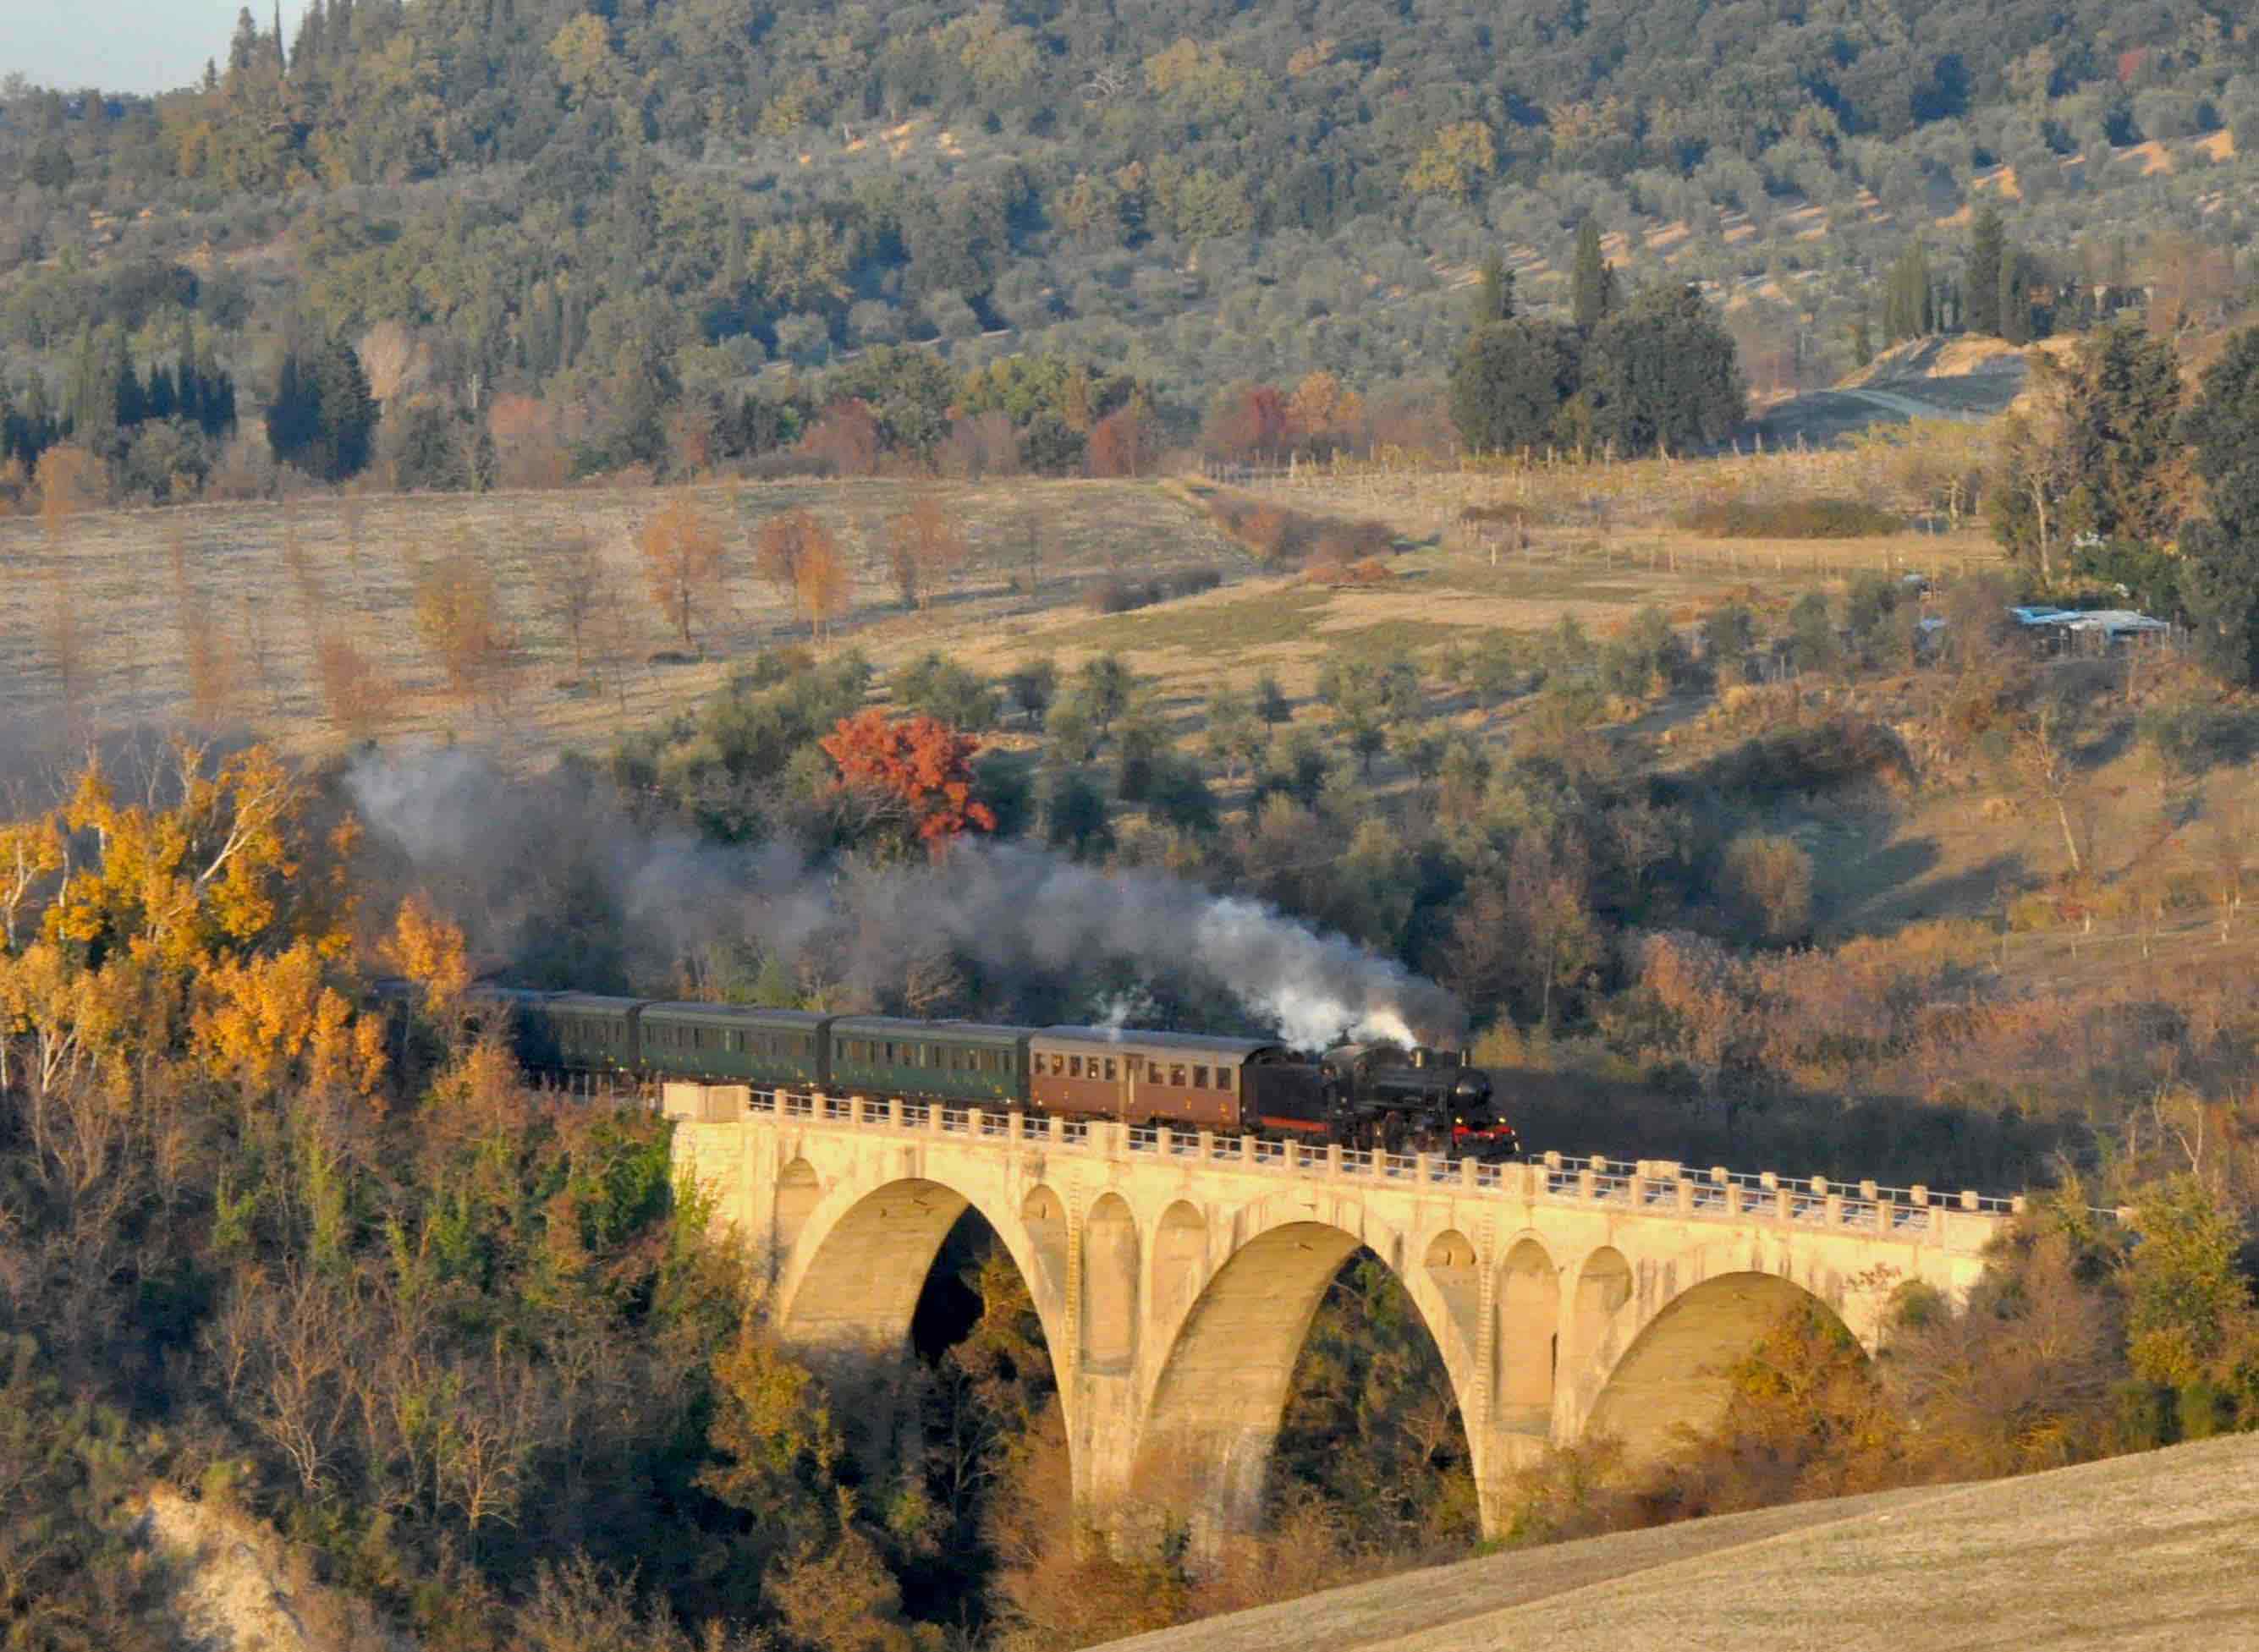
1882,243,1933,343
1449,320,1579,453
1584,283,1746,457
1470,253,1514,327
1968,204,2005,337
1571,219,1612,331
1852,305,1874,368
2179,325,2259,684
2000,248,2033,346
267,337,375,482
2061,320,2184,548
227,6,261,74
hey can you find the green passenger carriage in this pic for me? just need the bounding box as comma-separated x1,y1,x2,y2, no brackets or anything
827,1016,1030,1107
638,1003,829,1089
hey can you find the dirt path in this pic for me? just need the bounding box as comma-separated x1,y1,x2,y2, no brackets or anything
1841,384,1983,424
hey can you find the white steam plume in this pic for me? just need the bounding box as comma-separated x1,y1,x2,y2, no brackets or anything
346,748,1464,1049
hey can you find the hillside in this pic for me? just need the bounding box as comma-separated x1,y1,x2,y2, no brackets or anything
1097,1434,2259,1652
3,0,2256,458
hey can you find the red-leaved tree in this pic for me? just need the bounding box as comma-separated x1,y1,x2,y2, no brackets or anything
819,710,998,856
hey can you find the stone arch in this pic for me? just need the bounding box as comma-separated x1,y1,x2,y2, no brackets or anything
1135,1199,1480,1542
1081,1193,1140,1373
778,1176,1068,1380
774,1158,822,1257
1584,1270,1856,1462
1148,1200,1209,1345
1495,1237,1560,1433
1567,1245,1634,1368
1020,1184,1068,1306
1422,1228,1480,1373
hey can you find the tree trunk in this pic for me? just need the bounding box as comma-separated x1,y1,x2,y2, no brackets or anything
2054,796,2082,875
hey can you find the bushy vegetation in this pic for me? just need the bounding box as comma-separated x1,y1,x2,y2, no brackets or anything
1503,1178,2259,1544
1679,497,1905,539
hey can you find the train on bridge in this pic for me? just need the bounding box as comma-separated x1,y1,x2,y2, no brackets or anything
430,985,1521,1160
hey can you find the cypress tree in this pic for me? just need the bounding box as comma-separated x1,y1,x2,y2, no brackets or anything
312,338,376,480
1470,253,1514,327
1851,304,1874,367
2001,248,2033,346
1967,204,2005,337
1571,219,1610,331
112,354,146,431
146,360,176,424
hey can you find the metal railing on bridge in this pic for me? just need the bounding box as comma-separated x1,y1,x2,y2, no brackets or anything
679,1084,2121,1247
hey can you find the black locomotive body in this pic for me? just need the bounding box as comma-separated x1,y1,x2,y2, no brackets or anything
436,984,1519,1160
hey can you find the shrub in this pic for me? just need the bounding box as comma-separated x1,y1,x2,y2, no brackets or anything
1718,832,1815,943
1085,567,1223,613
1677,496,1904,538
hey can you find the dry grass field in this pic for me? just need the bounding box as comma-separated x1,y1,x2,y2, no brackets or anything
1097,1433,2259,1652
0,456,2001,766
0,477,1250,761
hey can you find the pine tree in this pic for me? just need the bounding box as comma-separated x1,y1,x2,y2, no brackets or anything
1571,220,1610,331
1967,204,2005,337
228,7,261,74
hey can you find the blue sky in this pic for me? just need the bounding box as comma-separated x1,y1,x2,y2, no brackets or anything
10,1,294,96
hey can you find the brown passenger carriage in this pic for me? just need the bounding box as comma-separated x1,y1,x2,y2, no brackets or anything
1028,1027,1291,1131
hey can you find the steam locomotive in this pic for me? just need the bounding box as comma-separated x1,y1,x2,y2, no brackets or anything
440,985,1520,1161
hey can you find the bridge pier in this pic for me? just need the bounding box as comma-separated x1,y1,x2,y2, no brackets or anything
668,1089,2003,1550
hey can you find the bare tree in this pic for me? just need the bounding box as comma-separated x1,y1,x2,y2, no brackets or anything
314,632,398,739
795,532,851,644
2203,791,2245,942
885,491,969,612
253,1267,356,1499
2014,702,2086,876
756,508,838,620
357,319,429,409
541,533,606,673
411,542,518,705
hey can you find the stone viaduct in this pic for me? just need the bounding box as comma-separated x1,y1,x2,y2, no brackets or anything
667,1086,2019,1542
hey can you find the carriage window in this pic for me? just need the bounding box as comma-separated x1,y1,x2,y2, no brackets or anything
1170,1064,1187,1087
1104,1057,1118,1081
1068,1056,1082,1078
1193,1066,1209,1089
1220,1067,1236,1094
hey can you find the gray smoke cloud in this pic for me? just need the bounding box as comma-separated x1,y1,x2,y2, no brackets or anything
345,746,1465,1050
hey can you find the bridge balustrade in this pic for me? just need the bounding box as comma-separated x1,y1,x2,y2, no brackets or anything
684,1085,2085,1243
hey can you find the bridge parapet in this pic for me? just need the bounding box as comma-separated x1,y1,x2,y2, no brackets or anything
666,1082,2037,1254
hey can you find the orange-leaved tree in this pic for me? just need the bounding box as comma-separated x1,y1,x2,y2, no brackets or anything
0,742,378,1100
639,497,728,650
818,710,997,857
383,892,471,1027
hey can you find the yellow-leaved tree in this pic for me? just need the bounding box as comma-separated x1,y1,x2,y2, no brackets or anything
0,741,382,1101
